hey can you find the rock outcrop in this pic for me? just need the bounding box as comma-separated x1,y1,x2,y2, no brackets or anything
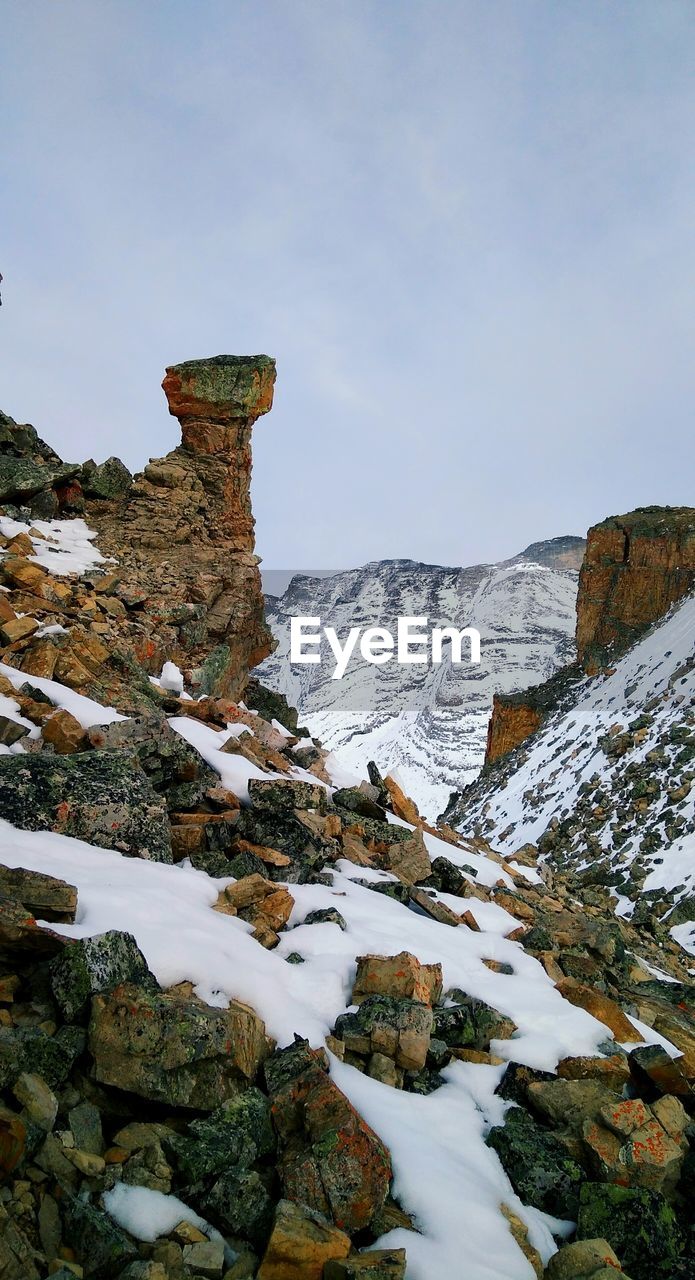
481,506,695,764
576,506,695,673
89,354,277,698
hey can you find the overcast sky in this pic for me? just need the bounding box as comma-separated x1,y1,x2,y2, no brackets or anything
2,1,694,570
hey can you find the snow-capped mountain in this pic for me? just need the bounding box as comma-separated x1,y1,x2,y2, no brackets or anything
258,537,584,818
443,590,695,945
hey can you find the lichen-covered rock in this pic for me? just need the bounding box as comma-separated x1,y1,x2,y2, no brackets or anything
0,751,172,861
61,1191,138,1277
89,982,271,1108
173,1087,276,1183
334,995,433,1072
545,1238,624,1280
0,1025,85,1091
50,930,157,1023
576,1183,684,1280
0,864,77,923
203,1166,274,1248
87,713,219,811
264,1038,392,1232
487,1106,584,1218
81,456,133,499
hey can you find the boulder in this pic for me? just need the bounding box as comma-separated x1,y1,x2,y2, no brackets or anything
576,1183,684,1280
0,864,77,923
174,1087,275,1183
334,996,433,1072
257,1199,350,1280
89,982,271,1108
50,930,157,1023
0,752,173,861
264,1038,391,1232
351,951,442,1007
81,456,133,500
42,709,88,754
487,1106,584,1218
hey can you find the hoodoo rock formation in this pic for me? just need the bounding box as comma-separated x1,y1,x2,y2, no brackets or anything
88,354,277,698
576,506,695,673
0,355,277,709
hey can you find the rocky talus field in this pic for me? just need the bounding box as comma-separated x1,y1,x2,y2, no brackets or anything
0,357,693,1280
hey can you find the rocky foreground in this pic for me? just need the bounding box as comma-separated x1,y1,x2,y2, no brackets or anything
0,359,693,1280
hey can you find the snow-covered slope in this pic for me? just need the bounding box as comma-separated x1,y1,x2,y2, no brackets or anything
259,543,581,819
446,592,695,943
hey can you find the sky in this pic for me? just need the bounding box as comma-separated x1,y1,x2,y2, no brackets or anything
1,1,694,571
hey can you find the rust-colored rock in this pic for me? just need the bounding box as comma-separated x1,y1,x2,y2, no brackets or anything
86,355,277,700
576,506,695,671
485,694,543,765
352,951,443,1007
42,709,88,754
555,978,643,1044
257,1199,350,1280
265,1039,392,1233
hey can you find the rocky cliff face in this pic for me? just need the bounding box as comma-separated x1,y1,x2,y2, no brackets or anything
0,356,277,706
576,506,695,673
483,507,695,764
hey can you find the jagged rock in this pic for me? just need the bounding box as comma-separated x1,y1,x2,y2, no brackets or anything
50,930,157,1023
80,456,133,499
576,1183,684,1280
352,951,442,1006
0,1110,27,1179
628,1043,693,1098
89,982,271,1108
0,751,172,860
527,1078,619,1135
173,1087,275,1183
264,1038,391,1232
0,714,29,746
87,713,219,811
324,1251,407,1279
0,864,77,922
203,1166,273,1249
304,907,347,930
257,1199,350,1280
487,1106,584,1218
248,778,326,813
556,1054,631,1091
334,995,433,1072
86,355,277,700
437,993,517,1051
582,1095,686,1194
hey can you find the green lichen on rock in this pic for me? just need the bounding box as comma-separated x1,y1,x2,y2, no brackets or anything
173,1086,276,1184
0,751,172,862
487,1105,584,1218
50,930,157,1024
163,354,276,423
576,1183,684,1279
